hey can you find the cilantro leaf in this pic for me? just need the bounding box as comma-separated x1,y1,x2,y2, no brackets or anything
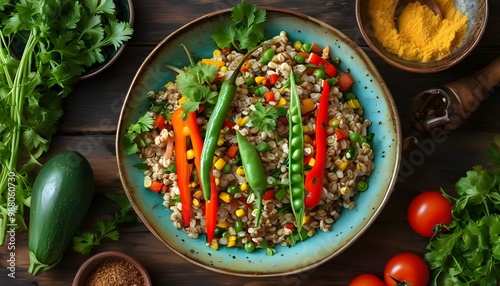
124,113,153,155
249,102,286,133
212,1,266,51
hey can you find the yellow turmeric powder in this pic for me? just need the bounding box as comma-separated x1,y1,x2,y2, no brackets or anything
368,0,468,62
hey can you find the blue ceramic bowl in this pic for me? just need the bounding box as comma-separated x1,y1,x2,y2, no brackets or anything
116,7,402,276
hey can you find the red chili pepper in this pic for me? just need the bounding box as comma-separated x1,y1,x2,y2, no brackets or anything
171,108,193,226
186,111,218,243
304,80,330,209
308,52,326,66
269,73,279,85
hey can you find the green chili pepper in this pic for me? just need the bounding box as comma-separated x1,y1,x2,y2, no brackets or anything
236,131,268,227
288,71,305,232
200,44,263,200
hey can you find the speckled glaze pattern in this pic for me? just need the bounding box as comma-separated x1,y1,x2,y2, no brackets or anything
116,8,402,276
356,0,488,73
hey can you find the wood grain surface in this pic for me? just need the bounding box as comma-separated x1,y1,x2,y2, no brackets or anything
1,0,499,285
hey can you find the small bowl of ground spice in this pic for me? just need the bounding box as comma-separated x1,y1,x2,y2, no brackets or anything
73,251,152,286
356,0,488,73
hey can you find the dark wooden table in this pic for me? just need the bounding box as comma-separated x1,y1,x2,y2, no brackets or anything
2,1,499,285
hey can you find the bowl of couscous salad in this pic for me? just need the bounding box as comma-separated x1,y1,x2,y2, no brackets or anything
116,3,402,276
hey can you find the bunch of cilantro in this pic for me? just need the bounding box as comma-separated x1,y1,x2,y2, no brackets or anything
425,134,500,286
0,0,133,246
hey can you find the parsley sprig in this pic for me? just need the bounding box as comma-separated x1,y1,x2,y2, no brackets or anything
73,193,139,255
249,102,287,133
212,1,266,51
0,0,133,245
425,134,500,285
123,113,154,155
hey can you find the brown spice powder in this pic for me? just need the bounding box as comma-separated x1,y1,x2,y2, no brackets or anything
86,259,145,286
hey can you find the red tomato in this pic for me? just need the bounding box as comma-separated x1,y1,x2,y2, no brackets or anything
407,191,453,237
384,253,430,286
349,273,385,286
337,72,354,91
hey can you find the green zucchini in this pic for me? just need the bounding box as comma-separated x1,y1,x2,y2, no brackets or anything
28,151,94,275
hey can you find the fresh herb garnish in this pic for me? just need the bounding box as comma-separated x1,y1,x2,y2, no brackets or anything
425,134,500,285
73,193,138,255
256,239,276,256
123,113,153,155
174,63,219,113
0,0,133,245
249,102,286,133
212,1,266,51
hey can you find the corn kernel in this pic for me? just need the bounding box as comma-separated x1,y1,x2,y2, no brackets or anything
347,99,361,109
235,209,246,217
303,125,310,132
164,81,174,88
303,134,312,144
228,235,237,242
189,181,198,188
182,126,190,136
227,240,236,248
236,166,245,176
217,138,224,146
214,158,226,170
303,214,311,224
186,149,195,160
340,186,349,195
329,118,340,128
192,198,200,207
308,157,316,167
301,98,316,114
219,192,231,203
215,177,220,186
213,156,219,164
293,40,302,51
193,190,203,199
220,66,228,72
255,76,266,85
240,182,249,192
213,49,222,57
336,160,348,171
179,96,186,104
277,97,287,106
236,116,249,126
210,241,219,250
217,221,228,228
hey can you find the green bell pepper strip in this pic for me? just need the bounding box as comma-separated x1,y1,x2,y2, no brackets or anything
200,44,263,201
236,131,268,227
288,71,305,231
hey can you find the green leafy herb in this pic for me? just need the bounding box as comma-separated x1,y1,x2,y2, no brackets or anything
123,113,153,155
256,239,276,256
73,193,138,255
212,1,266,51
174,63,219,113
249,102,286,133
0,0,133,245
425,135,500,286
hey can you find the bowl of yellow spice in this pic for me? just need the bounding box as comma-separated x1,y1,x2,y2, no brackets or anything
356,0,488,73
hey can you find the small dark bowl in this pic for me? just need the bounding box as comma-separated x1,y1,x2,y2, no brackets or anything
356,0,488,73
72,251,152,286
79,0,135,80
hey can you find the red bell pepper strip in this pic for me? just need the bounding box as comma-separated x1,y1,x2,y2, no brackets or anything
186,111,218,243
171,108,193,226
304,80,330,209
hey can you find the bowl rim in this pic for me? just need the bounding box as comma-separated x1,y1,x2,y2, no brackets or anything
72,251,152,286
355,0,489,73
116,6,402,277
